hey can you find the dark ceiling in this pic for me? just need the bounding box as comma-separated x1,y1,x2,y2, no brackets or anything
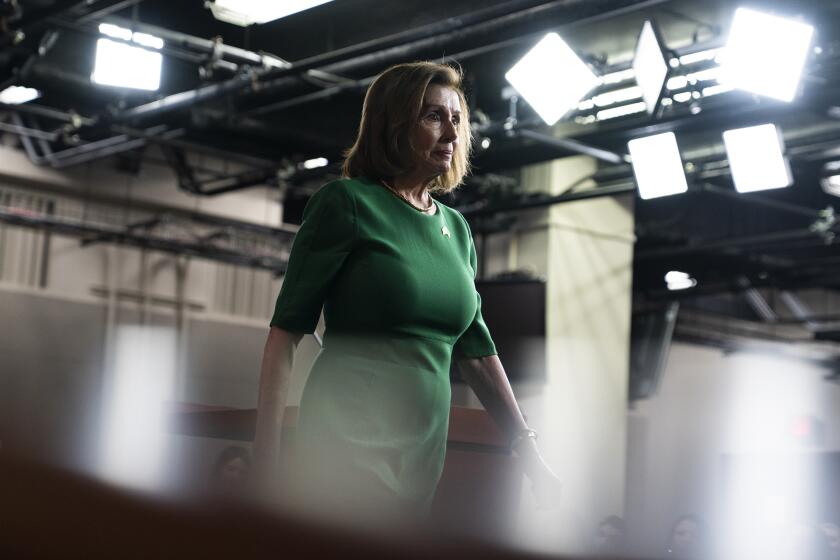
2,0,840,331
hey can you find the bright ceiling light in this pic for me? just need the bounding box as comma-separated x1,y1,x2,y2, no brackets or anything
678,48,721,66
595,101,646,121
723,124,792,193
92,38,162,90
99,22,132,41
132,32,164,50
633,20,669,114
822,175,840,197
208,0,335,27
505,32,599,126
592,86,642,108
601,68,635,85
302,157,328,170
0,85,41,104
719,8,814,102
627,132,688,199
92,24,163,91
665,271,697,291
820,163,840,197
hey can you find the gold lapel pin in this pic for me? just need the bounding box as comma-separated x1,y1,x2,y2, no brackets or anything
441,226,451,238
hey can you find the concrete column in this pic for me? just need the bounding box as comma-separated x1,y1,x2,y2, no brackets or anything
510,156,635,554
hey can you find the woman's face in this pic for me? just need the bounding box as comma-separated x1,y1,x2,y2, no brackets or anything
409,84,461,179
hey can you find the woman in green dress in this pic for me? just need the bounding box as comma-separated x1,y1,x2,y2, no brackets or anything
253,61,558,525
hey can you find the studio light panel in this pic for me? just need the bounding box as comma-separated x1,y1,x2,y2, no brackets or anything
628,132,688,200
209,0,335,26
92,38,162,91
505,32,599,126
633,20,669,114
723,124,792,193
92,24,164,91
720,7,814,102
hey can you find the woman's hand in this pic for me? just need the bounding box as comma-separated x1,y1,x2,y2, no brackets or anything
515,438,563,509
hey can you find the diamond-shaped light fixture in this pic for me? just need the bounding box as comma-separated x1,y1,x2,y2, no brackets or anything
505,32,599,126
633,20,669,114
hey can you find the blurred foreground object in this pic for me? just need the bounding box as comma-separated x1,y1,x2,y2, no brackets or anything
0,451,629,559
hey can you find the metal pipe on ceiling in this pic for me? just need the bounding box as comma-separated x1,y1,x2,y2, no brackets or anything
635,227,835,261
74,0,146,24
0,120,59,142
109,124,276,167
109,0,567,120
252,0,555,73
0,179,297,239
47,19,214,68
104,15,282,67
1,0,140,47
4,103,279,168
7,0,90,35
513,128,627,164
114,0,669,122
248,0,709,120
700,182,824,220
0,206,288,272
252,0,674,100
0,102,96,127
245,77,374,117
10,112,186,169
460,181,636,218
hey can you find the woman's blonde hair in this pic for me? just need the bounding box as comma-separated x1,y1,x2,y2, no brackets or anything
342,61,472,194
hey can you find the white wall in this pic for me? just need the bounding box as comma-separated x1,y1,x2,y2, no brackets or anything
626,341,840,556
0,144,318,487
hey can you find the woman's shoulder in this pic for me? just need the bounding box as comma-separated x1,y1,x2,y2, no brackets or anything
315,176,380,201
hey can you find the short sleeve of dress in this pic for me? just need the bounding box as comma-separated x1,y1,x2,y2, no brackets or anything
270,181,357,333
453,215,497,359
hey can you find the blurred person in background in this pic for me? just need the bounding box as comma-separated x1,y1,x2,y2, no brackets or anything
208,445,251,498
593,514,627,555
819,522,840,558
786,521,837,560
253,61,559,527
665,514,708,559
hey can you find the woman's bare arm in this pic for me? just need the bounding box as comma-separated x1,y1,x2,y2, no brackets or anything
253,326,303,477
457,354,528,440
458,354,561,503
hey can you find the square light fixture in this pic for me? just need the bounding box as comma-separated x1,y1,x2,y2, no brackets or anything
208,0,335,27
633,20,670,114
92,38,162,90
0,85,41,104
505,32,599,126
723,123,792,193
719,7,814,102
92,24,163,91
627,132,688,199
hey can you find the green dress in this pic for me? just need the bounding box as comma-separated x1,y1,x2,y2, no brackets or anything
270,176,496,518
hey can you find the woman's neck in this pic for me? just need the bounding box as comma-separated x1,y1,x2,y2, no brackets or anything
390,171,435,203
